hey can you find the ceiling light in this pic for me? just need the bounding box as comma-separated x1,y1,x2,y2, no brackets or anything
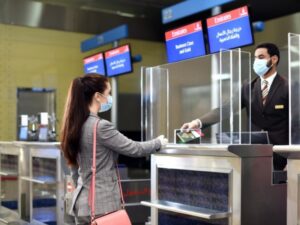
80,5,139,18
116,11,135,18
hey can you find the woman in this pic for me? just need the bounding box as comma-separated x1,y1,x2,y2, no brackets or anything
60,74,167,225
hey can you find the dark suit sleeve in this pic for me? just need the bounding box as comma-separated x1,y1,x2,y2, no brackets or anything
200,82,248,129
98,120,161,157
200,97,234,129
200,108,221,129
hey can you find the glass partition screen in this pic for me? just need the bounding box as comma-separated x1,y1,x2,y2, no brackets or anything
289,33,300,144
142,49,252,144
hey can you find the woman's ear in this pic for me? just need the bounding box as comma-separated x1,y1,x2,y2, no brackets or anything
94,92,101,103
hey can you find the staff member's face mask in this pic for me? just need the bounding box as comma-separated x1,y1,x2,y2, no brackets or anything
253,58,273,77
99,94,113,112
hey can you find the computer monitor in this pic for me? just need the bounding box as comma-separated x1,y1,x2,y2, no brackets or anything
19,126,28,141
104,44,133,77
206,6,254,53
38,127,48,142
83,52,106,75
165,21,206,63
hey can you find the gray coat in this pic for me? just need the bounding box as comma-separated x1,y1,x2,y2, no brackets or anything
69,113,161,217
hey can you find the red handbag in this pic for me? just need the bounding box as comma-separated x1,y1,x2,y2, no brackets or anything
89,120,132,225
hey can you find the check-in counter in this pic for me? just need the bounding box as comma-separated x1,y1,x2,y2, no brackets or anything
274,145,300,225
142,144,287,225
0,141,64,225
0,142,28,225
0,141,151,225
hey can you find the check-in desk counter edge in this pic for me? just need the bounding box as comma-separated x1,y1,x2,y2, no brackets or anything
273,145,300,159
158,144,274,157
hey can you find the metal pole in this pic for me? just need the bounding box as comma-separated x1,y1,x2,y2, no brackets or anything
111,41,119,128
211,6,221,142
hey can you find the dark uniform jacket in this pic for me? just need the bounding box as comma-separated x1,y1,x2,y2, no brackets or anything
201,73,288,169
242,74,289,146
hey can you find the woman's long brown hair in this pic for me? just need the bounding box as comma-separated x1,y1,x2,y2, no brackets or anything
60,74,108,166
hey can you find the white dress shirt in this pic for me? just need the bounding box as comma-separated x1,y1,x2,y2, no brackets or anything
261,72,277,91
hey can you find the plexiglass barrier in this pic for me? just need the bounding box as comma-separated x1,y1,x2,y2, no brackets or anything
141,49,252,144
141,67,169,141
289,33,300,144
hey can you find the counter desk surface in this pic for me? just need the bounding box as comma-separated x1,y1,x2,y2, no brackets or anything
160,143,273,157
0,141,60,147
273,145,300,159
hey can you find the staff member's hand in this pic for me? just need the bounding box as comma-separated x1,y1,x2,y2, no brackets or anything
181,119,201,131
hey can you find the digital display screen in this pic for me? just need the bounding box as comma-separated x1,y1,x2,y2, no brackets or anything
165,21,206,63
104,44,132,77
206,6,254,53
83,52,106,75
38,127,48,141
19,127,28,141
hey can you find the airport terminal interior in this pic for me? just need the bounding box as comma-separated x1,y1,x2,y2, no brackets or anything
0,0,300,224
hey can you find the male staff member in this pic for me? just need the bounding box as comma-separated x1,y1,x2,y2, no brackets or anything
181,43,288,170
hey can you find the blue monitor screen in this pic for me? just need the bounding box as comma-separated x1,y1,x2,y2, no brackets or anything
83,52,106,75
104,44,132,77
165,21,206,63
19,127,28,141
207,6,254,53
38,127,48,141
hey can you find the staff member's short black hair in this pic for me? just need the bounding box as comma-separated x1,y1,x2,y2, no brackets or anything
255,43,280,65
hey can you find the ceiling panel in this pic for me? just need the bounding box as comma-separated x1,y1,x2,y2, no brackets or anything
1,0,299,41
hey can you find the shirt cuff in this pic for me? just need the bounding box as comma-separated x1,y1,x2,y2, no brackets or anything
195,119,202,129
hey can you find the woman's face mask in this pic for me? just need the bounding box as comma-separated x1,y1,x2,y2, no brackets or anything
99,94,113,113
253,58,273,77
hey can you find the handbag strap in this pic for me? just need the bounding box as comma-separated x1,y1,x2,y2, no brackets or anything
88,119,126,221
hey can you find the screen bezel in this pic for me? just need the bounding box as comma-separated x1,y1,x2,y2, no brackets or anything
206,5,255,54
83,51,106,76
164,20,207,63
104,44,133,77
